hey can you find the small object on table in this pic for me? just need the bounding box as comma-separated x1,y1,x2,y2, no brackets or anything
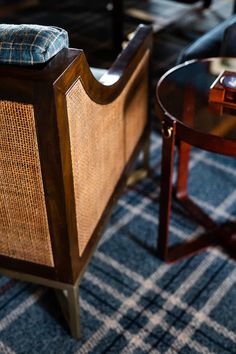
209,70,236,107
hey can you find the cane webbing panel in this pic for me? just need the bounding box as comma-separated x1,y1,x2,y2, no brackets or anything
124,52,149,163
65,52,150,256
66,84,125,256
0,101,54,266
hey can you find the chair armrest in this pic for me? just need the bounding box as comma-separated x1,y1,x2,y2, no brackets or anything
100,24,153,86
54,24,152,105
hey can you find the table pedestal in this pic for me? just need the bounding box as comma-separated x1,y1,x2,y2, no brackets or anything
157,119,236,263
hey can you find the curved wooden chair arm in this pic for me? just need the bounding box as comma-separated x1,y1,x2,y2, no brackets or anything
100,24,153,86
54,24,153,104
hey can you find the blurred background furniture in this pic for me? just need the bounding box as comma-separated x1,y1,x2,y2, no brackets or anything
0,23,152,339
1,0,230,55
0,0,234,70
112,0,216,52
178,14,236,62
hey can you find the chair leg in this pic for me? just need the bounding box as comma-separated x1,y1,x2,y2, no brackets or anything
55,284,80,339
126,135,150,186
143,134,150,173
67,285,80,340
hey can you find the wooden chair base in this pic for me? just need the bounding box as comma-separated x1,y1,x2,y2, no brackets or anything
0,267,81,339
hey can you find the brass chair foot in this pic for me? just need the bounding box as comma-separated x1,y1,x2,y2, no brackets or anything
126,168,148,186
55,285,80,340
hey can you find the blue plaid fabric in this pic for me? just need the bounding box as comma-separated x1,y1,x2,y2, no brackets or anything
0,24,69,65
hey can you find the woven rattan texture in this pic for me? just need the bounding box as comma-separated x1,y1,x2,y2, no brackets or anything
0,101,54,266
124,52,149,163
65,53,149,256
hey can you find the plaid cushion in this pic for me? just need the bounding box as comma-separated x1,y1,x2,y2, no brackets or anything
0,24,69,65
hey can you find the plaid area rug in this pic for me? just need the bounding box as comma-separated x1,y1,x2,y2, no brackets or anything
0,133,236,353
0,0,236,353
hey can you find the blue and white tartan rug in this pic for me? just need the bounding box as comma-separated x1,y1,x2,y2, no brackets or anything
0,132,236,353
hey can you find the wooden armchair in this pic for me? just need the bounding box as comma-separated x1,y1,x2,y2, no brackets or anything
0,24,152,338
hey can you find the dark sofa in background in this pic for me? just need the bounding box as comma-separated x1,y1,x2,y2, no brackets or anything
178,15,236,62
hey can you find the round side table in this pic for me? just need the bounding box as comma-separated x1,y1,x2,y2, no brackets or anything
156,57,236,262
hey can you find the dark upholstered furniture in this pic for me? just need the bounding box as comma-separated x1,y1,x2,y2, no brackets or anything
174,0,212,7
0,24,152,339
178,15,236,63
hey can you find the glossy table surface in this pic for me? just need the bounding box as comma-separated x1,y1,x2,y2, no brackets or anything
156,58,236,144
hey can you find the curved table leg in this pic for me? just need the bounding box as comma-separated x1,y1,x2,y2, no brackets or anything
157,119,176,261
